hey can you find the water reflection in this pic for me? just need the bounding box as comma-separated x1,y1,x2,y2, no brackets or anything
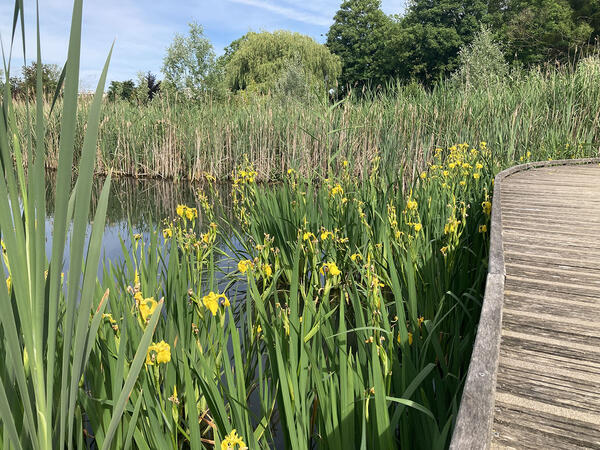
44,172,236,277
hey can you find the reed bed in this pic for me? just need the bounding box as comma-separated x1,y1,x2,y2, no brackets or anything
14,60,600,182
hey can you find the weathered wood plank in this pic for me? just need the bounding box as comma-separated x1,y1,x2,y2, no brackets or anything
505,262,600,284
503,292,600,320
502,311,600,347
504,243,600,263
505,275,600,298
502,226,600,242
505,251,600,270
492,399,600,449
504,281,600,304
496,366,600,416
499,345,600,378
501,213,600,228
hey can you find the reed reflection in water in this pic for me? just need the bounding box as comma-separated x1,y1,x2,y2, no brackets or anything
44,172,237,278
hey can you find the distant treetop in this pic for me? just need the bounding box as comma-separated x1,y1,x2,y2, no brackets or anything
161,22,216,98
223,30,341,96
326,0,390,90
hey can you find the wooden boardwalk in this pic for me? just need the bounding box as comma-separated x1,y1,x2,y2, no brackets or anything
492,164,600,449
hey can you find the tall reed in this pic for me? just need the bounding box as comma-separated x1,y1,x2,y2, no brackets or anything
14,63,600,181
0,2,161,449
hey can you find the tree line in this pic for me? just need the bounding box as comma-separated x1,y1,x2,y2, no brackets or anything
3,0,599,102
151,0,600,99
328,0,600,88
0,63,61,99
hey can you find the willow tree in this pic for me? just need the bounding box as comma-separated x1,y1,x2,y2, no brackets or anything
224,30,341,96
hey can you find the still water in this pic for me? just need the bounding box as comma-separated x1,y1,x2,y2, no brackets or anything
44,174,234,278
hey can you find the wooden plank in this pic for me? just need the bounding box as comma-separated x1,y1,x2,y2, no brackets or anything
502,311,600,347
504,281,600,303
501,213,600,228
503,235,600,252
492,399,600,449
504,254,600,272
504,243,600,263
496,366,600,416
505,275,600,297
505,262,600,284
503,226,600,243
499,345,600,378
503,292,600,320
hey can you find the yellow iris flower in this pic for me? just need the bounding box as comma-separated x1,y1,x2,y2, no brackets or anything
238,259,252,273
139,297,158,323
263,264,273,277
146,340,171,365
321,230,334,240
202,291,228,316
303,231,316,241
330,184,344,197
320,262,341,277
185,207,198,221
221,429,246,450
482,201,492,216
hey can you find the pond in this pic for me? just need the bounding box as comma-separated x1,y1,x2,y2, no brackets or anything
44,173,237,279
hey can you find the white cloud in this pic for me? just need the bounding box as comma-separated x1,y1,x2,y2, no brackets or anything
226,0,332,27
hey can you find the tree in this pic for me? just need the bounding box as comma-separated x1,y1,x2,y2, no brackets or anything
326,0,390,90
132,71,162,103
224,30,341,95
13,62,61,99
109,74,160,104
570,0,600,41
451,26,509,89
107,79,135,102
161,22,217,98
502,0,593,65
386,0,491,84
119,80,135,100
145,72,161,100
107,81,121,101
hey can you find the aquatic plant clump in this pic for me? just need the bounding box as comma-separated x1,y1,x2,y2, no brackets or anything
69,142,497,448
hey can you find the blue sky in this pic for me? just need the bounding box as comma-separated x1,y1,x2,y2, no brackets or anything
0,0,405,90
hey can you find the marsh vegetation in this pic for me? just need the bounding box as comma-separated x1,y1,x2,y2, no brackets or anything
1,0,599,449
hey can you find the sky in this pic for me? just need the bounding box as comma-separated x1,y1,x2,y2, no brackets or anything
0,0,405,91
